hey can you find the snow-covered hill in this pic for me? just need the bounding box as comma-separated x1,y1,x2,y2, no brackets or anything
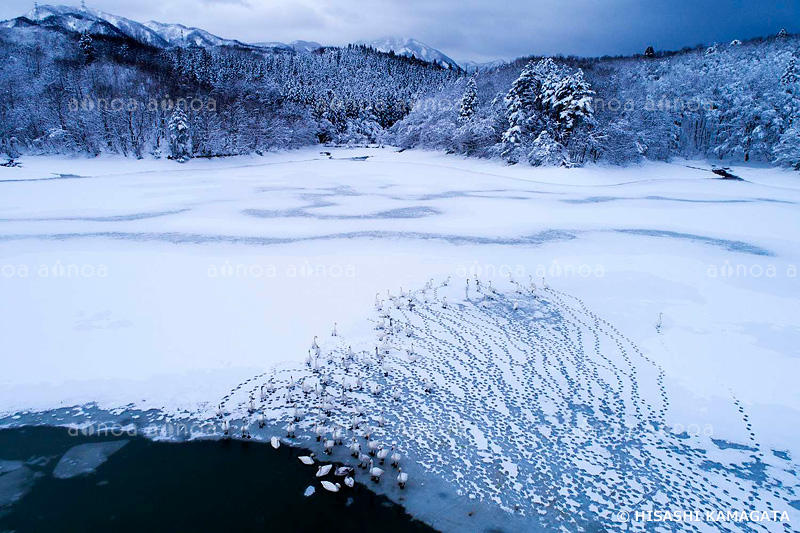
289,39,323,53
355,36,460,69
460,58,507,73
21,4,169,47
1,4,290,52
142,20,254,49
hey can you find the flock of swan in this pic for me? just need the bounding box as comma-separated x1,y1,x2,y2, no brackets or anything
211,274,799,530
213,274,546,496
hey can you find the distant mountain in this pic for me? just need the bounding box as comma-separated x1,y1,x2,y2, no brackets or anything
460,59,507,73
142,20,253,49
289,40,323,53
7,4,169,47
355,37,460,69
1,4,291,53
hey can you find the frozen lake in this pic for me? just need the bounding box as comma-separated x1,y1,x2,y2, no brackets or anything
1,147,799,530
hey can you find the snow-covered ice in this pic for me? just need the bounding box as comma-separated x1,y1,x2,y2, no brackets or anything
1,147,799,530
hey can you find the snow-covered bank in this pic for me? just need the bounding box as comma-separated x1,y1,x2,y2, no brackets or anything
1,147,799,529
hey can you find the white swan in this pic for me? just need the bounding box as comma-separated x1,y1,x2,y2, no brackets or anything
260,385,267,401
298,454,315,465
375,293,381,308
332,322,338,337
320,480,340,492
286,421,296,438
369,459,384,482
513,300,519,310
656,312,663,332
377,446,389,464
334,466,354,477
350,438,361,458
248,398,255,413
442,296,448,309
257,413,265,428
222,419,230,435
316,464,333,477
332,426,344,445
270,436,280,449
397,467,408,488
390,446,401,468
324,437,335,455
314,422,326,441
311,335,319,349
216,404,223,418
344,476,355,488
359,453,370,469
368,439,380,456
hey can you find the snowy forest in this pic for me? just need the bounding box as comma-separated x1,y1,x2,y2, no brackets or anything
1,6,798,169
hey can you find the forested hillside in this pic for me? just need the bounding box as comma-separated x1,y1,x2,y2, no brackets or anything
1,5,798,169
393,33,800,168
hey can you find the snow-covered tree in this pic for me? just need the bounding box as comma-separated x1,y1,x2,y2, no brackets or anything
458,78,478,123
500,58,593,164
781,56,799,88
528,130,567,166
545,68,594,137
774,127,800,169
78,31,94,64
168,107,191,162
500,61,541,162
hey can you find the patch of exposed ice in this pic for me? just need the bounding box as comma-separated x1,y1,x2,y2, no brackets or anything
52,440,129,479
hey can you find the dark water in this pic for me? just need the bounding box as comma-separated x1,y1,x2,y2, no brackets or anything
0,427,435,533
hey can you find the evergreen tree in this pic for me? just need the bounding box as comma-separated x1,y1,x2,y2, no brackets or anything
168,107,191,162
528,130,567,166
644,46,655,58
781,56,799,89
545,68,595,138
501,61,539,162
774,127,800,169
458,78,478,123
78,31,95,64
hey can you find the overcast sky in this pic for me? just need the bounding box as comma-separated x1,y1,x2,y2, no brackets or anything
0,0,797,62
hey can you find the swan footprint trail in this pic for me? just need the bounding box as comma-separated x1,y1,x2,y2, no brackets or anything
214,278,799,531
